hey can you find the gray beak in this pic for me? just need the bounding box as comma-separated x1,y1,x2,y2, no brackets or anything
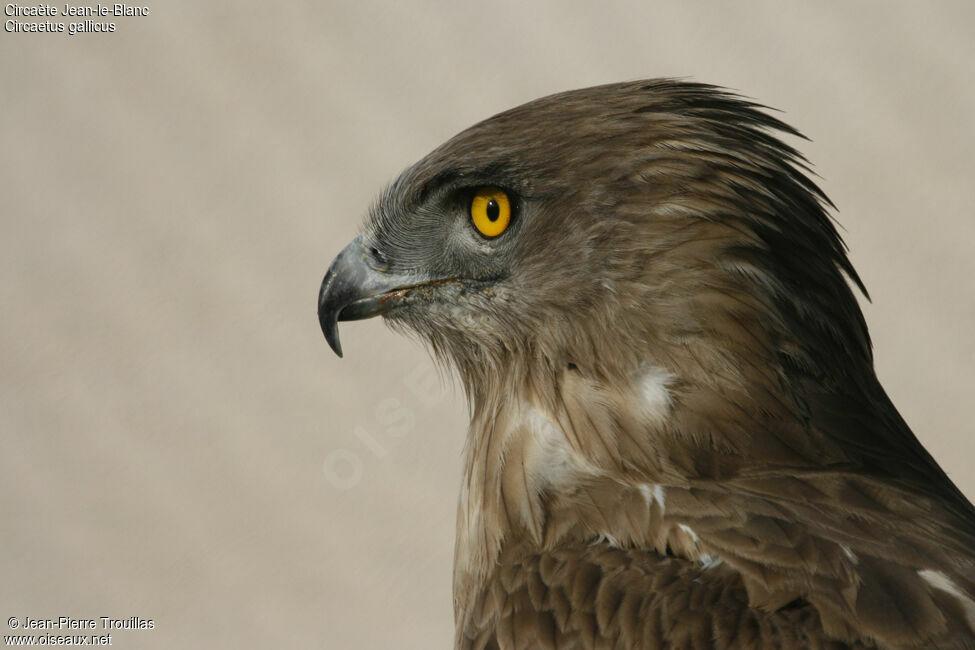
317,236,415,357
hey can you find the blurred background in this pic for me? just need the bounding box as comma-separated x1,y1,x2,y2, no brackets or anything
2,1,973,647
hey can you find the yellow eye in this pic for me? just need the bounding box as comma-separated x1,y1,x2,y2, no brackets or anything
470,187,511,238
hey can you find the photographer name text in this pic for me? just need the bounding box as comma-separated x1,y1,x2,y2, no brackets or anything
14,616,153,631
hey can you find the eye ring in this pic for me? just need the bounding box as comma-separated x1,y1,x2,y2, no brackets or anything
470,187,511,238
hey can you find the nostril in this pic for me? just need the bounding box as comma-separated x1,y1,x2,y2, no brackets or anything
369,246,387,265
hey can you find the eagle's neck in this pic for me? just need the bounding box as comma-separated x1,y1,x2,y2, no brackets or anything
447,312,975,648
451,366,710,633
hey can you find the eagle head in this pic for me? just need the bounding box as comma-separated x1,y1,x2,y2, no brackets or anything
319,80,870,411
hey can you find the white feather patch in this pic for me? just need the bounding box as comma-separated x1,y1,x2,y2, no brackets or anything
591,533,621,548
634,366,676,424
678,523,700,543
639,483,666,515
919,569,975,630
523,407,600,489
699,554,723,569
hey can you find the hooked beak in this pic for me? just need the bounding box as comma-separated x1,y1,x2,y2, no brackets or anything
317,236,437,357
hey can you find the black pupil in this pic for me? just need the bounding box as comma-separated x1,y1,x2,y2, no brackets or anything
486,199,500,222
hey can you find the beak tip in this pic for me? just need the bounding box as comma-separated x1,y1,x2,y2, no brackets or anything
330,339,344,359
319,309,345,358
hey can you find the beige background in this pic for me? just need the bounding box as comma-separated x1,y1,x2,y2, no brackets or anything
2,2,973,648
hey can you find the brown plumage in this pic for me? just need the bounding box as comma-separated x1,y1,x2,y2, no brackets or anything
318,80,975,649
